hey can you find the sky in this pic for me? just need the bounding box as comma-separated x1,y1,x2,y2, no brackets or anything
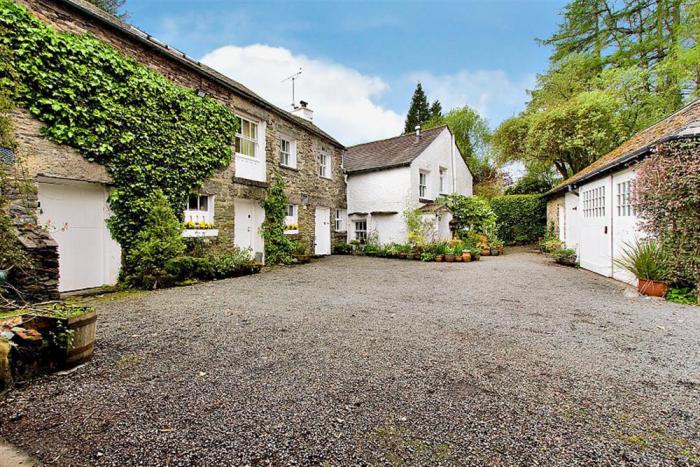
125,0,568,146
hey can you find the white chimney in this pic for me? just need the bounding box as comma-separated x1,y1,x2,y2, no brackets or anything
415,125,421,141
292,100,314,122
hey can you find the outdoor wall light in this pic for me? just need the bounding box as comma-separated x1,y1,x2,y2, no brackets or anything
196,88,207,98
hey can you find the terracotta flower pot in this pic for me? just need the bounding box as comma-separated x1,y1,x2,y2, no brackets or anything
462,252,471,262
498,246,505,255
637,279,669,297
399,253,407,259
445,255,455,263
455,255,463,262
481,249,491,256
435,255,443,262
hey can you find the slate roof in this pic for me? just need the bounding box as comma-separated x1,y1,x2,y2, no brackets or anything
548,98,700,196
58,0,344,148
344,126,447,174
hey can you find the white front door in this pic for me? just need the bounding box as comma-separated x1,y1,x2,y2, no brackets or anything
37,180,121,292
578,177,613,277
234,198,265,262
314,206,331,255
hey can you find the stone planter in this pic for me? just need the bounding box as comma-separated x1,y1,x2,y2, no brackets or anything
490,247,499,256
637,279,669,297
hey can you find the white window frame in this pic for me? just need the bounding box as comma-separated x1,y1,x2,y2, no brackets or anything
335,209,347,232
279,136,297,168
419,171,428,199
354,219,367,242
616,180,635,217
235,116,258,159
439,167,447,194
183,194,217,237
284,204,299,233
583,186,606,218
319,149,332,179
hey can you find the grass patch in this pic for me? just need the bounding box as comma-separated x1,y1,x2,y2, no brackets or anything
374,423,452,464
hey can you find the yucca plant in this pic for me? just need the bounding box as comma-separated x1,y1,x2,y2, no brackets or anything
614,239,671,282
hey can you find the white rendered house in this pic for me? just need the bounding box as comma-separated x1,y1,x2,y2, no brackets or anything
344,126,473,245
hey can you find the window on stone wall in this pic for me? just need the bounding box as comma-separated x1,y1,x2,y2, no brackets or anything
279,136,296,168
235,116,258,158
319,149,331,178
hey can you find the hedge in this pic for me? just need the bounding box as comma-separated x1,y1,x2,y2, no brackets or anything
490,194,546,244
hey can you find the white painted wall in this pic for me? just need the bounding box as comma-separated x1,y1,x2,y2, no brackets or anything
346,128,473,245
410,128,473,201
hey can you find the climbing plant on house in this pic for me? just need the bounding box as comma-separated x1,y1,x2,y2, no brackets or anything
0,0,238,272
260,178,296,265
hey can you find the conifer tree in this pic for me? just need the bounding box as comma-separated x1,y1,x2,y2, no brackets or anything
404,83,430,133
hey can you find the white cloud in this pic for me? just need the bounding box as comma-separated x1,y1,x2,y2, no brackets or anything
406,70,536,128
200,44,404,145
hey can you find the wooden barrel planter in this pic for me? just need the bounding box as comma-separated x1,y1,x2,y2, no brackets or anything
65,309,97,368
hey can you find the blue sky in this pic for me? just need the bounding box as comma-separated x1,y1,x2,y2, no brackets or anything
126,0,567,145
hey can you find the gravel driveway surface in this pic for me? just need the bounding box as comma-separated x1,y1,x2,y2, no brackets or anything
1,249,698,465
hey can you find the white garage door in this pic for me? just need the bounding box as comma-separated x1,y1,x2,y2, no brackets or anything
611,168,639,285
578,177,613,277
38,180,121,292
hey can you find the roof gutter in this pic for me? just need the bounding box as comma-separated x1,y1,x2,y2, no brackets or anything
344,162,412,176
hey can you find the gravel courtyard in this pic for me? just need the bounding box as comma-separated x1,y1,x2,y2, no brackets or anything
1,249,698,465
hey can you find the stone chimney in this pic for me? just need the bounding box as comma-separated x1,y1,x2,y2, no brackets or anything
292,100,314,122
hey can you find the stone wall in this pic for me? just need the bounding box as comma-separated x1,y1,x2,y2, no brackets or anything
546,194,565,238
2,162,59,302
14,0,347,252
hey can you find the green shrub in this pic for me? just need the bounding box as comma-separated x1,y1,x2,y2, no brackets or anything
333,242,353,255
165,247,254,282
437,194,496,237
490,194,546,245
125,190,185,288
666,287,698,306
636,139,700,292
613,239,671,282
551,248,576,260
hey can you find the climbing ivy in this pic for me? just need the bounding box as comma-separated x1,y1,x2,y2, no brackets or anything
260,178,295,265
0,0,238,268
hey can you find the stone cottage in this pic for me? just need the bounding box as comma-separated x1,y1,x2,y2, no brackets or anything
5,0,347,294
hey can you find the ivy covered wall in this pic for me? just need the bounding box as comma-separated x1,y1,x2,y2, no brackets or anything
0,0,238,264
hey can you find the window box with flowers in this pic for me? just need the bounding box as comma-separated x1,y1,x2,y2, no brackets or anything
284,204,299,234
183,194,218,237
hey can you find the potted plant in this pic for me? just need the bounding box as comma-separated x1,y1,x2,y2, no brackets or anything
421,252,435,262
462,250,471,262
453,244,464,262
444,247,455,262
551,248,577,267
614,239,671,297
294,241,312,263
469,246,481,261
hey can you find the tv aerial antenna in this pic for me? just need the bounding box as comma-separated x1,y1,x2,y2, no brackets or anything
282,67,303,109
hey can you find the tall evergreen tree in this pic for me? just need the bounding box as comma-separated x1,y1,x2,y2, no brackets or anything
429,100,443,119
404,83,430,133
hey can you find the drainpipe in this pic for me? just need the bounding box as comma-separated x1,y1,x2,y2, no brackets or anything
450,130,457,193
